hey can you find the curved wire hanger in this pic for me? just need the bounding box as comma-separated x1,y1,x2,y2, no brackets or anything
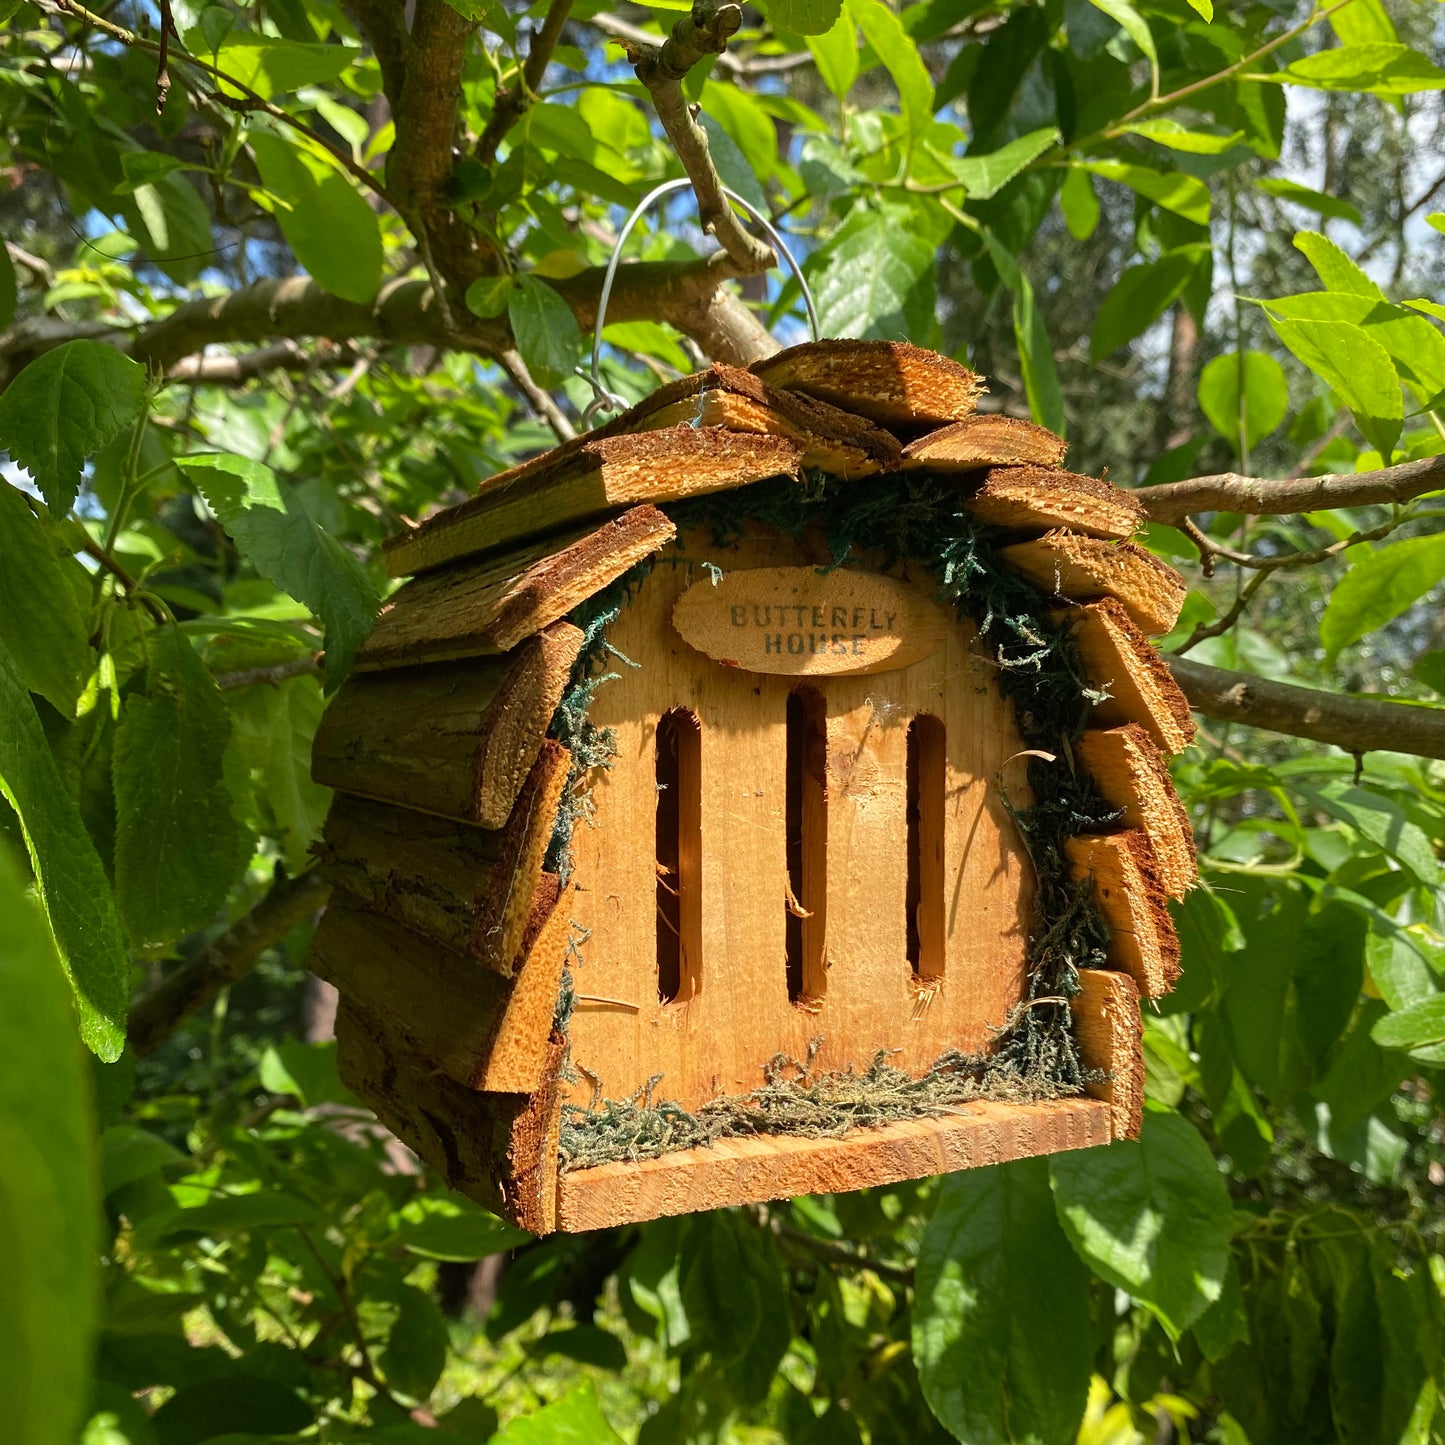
579,176,820,428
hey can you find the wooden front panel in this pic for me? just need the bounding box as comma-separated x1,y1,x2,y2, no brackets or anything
564,528,1034,1110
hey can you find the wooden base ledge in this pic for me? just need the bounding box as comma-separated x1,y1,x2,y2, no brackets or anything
554,1097,1113,1232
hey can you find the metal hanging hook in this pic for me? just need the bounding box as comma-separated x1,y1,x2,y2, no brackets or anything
579,176,820,428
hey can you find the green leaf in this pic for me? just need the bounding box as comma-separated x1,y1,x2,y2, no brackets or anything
699,81,778,186
981,231,1064,434
100,1124,184,1195
227,674,330,871
179,453,380,685
1219,879,1365,1106
1268,315,1402,460
699,113,768,215
1319,533,1445,660
914,1158,1092,1445
113,625,248,951
394,1195,530,1260
1049,1112,1233,1337
249,131,382,304
810,208,936,341
0,846,100,1445
163,1189,325,1236
1091,246,1207,359
0,341,147,516
0,645,128,1059
1265,291,1445,407
1123,119,1243,154
1266,43,1445,97
1330,0,1395,46
1292,782,1439,885
1257,179,1363,225
508,274,583,390
1293,230,1383,299
1197,350,1289,450
258,1038,352,1107
465,274,515,319
148,1376,311,1444
0,483,91,714
380,1284,448,1401
1086,0,1158,94
1183,0,1211,18
849,0,934,138
1372,995,1445,1059
807,15,859,99
211,36,358,99
1077,160,1211,225
940,127,1059,201
765,0,843,36
1406,297,1445,323
681,1214,760,1364
1060,166,1099,240
491,1382,624,1445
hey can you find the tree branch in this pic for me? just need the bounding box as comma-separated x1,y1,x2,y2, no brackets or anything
625,0,776,274
476,0,574,166
1169,658,1445,761
1135,454,1445,526
498,347,577,441
127,870,333,1056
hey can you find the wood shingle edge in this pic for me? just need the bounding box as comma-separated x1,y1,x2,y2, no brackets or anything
903,415,1069,470
383,427,801,577
313,621,584,829
359,506,676,669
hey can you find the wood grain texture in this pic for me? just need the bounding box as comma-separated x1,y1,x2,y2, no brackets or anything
614,364,902,478
1072,967,1144,1140
750,340,984,427
965,467,1142,540
1077,724,1198,899
335,1001,563,1233
1065,832,1181,999
554,1097,1112,1232
311,622,583,828
384,428,801,576
562,526,1035,1112
902,416,1068,470
310,892,567,1092
358,507,676,669
997,531,1187,637
1062,598,1196,753
317,741,569,973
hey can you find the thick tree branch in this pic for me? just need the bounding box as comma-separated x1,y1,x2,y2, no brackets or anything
1,252,776,385
1169,658,1445,761
128,871,333,1055
476,0,574,166
625,0,776,274
1136,455,1445,526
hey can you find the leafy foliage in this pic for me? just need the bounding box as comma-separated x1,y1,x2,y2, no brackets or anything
1,0,1444,1441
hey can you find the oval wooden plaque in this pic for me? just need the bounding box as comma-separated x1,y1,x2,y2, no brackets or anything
672,566,952,676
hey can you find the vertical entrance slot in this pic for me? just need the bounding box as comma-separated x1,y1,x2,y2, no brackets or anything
907,714,946,981
656,708,702,1004
785,688,829,1003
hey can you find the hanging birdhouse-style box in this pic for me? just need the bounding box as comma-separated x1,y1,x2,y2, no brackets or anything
306,340,1196,1235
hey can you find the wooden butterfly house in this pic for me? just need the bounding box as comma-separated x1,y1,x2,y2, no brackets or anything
306,340,1196,1234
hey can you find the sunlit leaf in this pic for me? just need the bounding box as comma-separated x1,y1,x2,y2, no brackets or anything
1077,159,1211,224
809,207,936,340
508,274,583,389
763,0,844,36
1124,119,1244,153
1197,350,1288,450
849,0,934,138
0,341,147,516
1319,534,1445,662
1265,43,1445,96
1257,179,1362,225
938,127,1059,200
807,14,858,98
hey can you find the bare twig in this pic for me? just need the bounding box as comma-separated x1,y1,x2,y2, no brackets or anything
498,347,576,441
1135,454,1445,526
154,0,173,112
1169,658,1445,761
6,242,53,287
127,870,333,1055
213,655,324,691
625,0,775,273
591,11,811,76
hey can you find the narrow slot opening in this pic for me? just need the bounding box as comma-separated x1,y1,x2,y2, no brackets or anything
655,708,702,1004
907,714,947,981
785,688,829,1003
